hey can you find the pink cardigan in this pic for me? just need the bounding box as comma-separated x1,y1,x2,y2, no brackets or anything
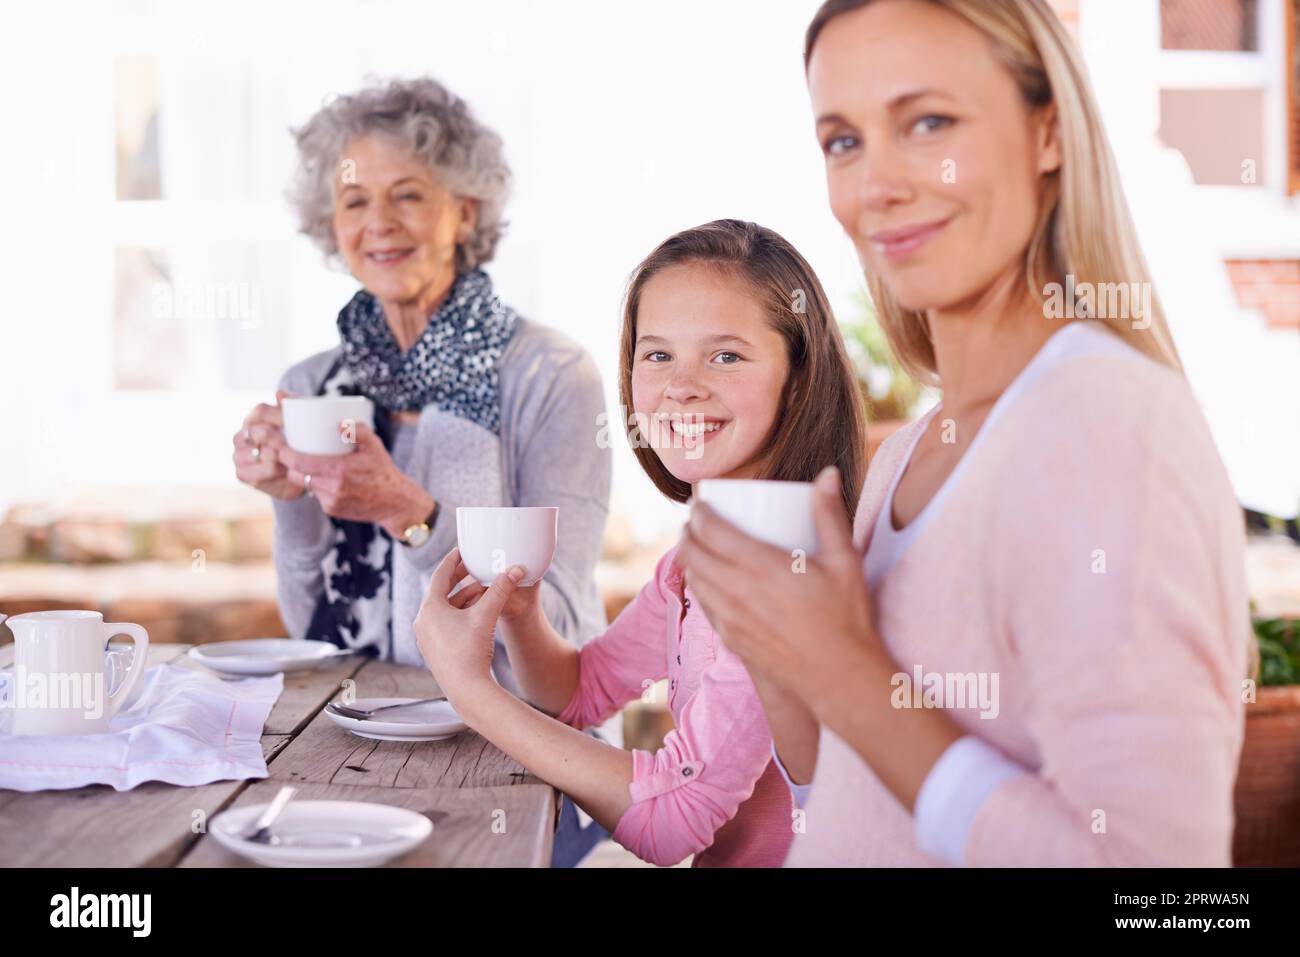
785,323,1251,866
557,547,794,867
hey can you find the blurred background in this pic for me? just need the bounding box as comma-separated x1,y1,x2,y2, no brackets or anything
0,2,1298,833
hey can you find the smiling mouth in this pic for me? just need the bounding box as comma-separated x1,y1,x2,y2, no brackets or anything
366,249,415,265
658,416,731,448
868,217,952,260
669,419,725,438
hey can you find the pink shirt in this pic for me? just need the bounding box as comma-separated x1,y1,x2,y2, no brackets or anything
557,546,794,867
785,321,1251,867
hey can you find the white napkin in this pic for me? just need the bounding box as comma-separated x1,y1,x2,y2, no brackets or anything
0,664,283,792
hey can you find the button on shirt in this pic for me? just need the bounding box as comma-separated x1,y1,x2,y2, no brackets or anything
556,546,794,867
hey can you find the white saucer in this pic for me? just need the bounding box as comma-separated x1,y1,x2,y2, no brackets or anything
324,697,467,742
188,639,345,676
210,800,433,867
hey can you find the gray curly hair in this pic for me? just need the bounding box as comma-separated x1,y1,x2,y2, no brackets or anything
288,76,511,272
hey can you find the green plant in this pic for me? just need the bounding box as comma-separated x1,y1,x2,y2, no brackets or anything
1255,617,1300,687
838,293,922,422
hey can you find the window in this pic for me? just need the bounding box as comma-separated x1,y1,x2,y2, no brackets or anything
1156,0,1297,192
1161,0,1259,51
1159,88,1267,185
109,29,293,391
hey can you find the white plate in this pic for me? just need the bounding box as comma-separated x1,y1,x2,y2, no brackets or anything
324,697,467,742
211,800,433,867
187,639,345,676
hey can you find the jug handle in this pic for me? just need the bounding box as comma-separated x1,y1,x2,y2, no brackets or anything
102,623,150,718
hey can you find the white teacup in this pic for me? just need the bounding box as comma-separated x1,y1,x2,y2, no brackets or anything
3,610,149,736
456,507,559,587
695,479,819,555
281,396,375,456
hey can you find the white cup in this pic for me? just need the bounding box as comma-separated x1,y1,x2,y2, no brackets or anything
695,479,819,555
3,610,150,736
281,396,375,455
455,507,559,587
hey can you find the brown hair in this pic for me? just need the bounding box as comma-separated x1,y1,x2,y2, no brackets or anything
618,219,867,521
803,0,1183,383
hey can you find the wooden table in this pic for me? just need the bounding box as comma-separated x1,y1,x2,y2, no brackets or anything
0,642,558,867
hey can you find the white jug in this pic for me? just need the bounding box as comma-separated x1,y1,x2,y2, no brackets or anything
4,610,149,736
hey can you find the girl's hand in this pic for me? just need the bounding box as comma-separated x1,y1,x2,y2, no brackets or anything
232,391,305,501
438,553,543,627
277,421,434,536
413,547,523,702
676,466,885,717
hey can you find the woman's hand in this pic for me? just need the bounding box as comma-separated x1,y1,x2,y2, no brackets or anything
676,466,884,718
277,421,434,536
232,391,305,501
414,547,523,703
681,466,963,811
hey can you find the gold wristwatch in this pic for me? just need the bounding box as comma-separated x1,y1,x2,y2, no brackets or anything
399,502,439,548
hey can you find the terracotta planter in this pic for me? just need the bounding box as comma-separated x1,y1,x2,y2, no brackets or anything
1233,684,1300,866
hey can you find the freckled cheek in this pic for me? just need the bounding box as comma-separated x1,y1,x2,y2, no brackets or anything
723,373,783,436
629,374,660,417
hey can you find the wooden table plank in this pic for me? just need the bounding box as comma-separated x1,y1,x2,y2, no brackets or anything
0,778,265,868
264,658,545,790
178,780,556,868
0,645,560,867
0,645,349,867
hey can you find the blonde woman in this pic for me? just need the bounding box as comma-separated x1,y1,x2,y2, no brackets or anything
677,0,1251,866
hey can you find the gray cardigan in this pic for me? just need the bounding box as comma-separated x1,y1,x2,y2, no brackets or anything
270,317,612,695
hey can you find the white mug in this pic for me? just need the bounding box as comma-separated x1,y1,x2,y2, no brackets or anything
280,395,375,456
695,479,819,555
3,610,149,736
456,507,559,587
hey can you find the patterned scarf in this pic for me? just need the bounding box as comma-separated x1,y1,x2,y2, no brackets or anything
305,268,519,654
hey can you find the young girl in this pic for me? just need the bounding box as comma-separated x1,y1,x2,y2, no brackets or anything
413,219,866,866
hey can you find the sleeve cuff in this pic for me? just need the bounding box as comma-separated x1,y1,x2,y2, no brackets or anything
271,495,332,555
627,748,706,803
914,735,1026,866
772,743,813,809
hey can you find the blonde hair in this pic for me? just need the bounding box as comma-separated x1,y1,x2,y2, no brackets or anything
805,0,1184,385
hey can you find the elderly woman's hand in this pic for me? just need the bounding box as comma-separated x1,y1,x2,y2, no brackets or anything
414,547,522,704
676,467,885,717
277,421,434,536
232,391,305,501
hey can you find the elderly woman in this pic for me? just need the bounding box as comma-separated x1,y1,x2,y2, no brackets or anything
230,79,612,857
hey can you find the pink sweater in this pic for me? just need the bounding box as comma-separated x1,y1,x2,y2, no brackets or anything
557,547,794,867
785,321,1251,867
